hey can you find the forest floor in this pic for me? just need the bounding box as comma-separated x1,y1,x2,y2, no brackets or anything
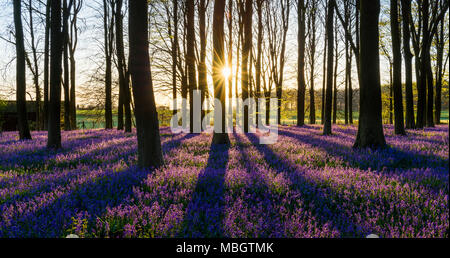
0,125,448,238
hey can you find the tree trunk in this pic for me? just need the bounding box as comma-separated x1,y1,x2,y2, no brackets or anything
43,0,51,131
199,0,208,128
332,15,338,125
13,0,32,140
104,0,113,130
354,0,386,149
400,0,415,129
186,0,197,133
390,0,406,135
212,0,230,145
434,4,444,125
241,0,252,133
129,0,164,168
323,0,334,135
297,0,306,126
308,0,317,125
416,0,429,129
48,0,63,149
116,0,132,133
171,0,178,126
228,0,234,130
62,0,72,131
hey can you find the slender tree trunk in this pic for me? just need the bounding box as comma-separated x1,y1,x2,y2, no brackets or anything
416,0,429,129
115,0,132,133
228,0,234,129
354,0,386,149
129,0,163,168
321,1,327,125
434,6,444,125
400,0,415,129
186,0,197,133
172,0,178,126
390,0,406,135
309,0,317,125
43,0,51,131
13,0,32,140
69,1,81,130
323,0,334,135
48,0,63,149
104,0,113,129
62,0,72,131
332,16,338,125
212,0,230,145
241,0,253,133
389,65,393,124
297,0,306,126
199,0,208,128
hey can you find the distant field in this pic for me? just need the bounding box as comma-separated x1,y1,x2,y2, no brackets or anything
75,109,450,129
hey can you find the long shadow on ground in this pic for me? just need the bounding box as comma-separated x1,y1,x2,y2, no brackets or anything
181,143,230,237
0,133,199,238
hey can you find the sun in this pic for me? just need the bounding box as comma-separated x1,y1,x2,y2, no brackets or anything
222,67,232,78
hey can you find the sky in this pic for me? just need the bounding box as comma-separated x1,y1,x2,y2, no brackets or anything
0,0,448,108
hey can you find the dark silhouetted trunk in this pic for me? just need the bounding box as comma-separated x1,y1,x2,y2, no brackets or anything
354,0,386,149
308,0,317,125
400,0,415,129
434,3,445,125
390,0,406,135
323,0,334,135
62,0,72,131
186,0,197,133
48,0,63,149
241,0,252,132
297,0,306,126
43,0,50,131
129,0,163,168
212,0,230,145
171,0,178,123
14,0,31,140
332,15,338,125
256,0,262,127
199,0,208,127
116,0,132,133
103,0,113,129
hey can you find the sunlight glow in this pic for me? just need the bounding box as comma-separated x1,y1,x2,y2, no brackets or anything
222,67,232,78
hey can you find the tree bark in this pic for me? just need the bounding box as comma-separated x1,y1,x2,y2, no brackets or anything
13,0,32,140
199,0,208,128
391,0,406,134
129,0,164,168
308,0,317,125
323,0,334,135
103,0,113,130
186,0,197,133
43,0,51,131
48,0,63,149
241,0,253,133
354,0,386,149
62,0,72,131
297,0,306,126
116,0,132,133
212,0,230,145
400,0,415,129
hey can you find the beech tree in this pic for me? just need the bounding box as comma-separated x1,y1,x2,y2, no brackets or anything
128,0,163,168
13,0,31,140
48,0,63,149
354,0,386,149
211,0,230,145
